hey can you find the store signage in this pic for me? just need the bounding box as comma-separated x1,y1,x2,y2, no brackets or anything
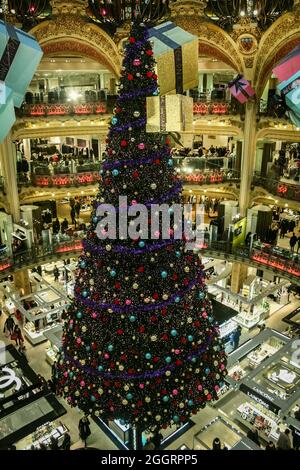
240,383,281,415
0,366,22,395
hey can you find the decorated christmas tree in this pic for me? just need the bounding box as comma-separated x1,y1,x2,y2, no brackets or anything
57,21,227,444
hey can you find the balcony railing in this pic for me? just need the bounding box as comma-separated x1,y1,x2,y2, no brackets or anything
0,238,299,282
17,102,108,118
252,174,300,202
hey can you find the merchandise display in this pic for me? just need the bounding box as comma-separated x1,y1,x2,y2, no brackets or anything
236,402,283,441
44,325,63,366
16,421,68,450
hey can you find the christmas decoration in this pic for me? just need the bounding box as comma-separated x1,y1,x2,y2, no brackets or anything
148,21,198,96
278,71,300,116
57,22,227,440
228,74,255,104
273,45,300,82
146,94,193,133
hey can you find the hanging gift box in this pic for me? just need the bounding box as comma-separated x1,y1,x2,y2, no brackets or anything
0,20,43,108
273,45,300,82
148,21,198,96
278,70,300,116
228,74,255,104
146,94,193,133
0,86,15,143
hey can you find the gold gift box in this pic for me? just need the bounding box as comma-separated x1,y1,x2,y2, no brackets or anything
149,21,199,96
146,94,193,133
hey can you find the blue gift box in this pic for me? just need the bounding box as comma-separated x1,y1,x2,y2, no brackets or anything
0,86,16,143
278,70,300,116
0,20,43,108
148,21,198,96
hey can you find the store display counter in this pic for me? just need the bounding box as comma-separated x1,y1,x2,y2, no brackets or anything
44,325,63,365
16,421,68,450
233,308,268,330
236,401,283,442
24,321,62,346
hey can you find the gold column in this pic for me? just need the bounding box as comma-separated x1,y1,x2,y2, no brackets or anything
14,269,31,296
0,132,20,222
231,262,248,294
239,101,257,216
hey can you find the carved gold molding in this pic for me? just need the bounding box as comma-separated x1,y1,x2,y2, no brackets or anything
50,0,86,16
30,15,121,78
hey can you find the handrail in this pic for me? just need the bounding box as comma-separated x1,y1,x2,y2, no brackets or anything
0,239,299,284
252,174,300,202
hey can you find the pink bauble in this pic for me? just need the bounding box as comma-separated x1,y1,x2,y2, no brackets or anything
125,299,131,305
202,312,208,318
138,143,145,150
80,380,85,387
133,58,141,66
131,200,137,205
69,320,73,324
220,364,225,370
67,396,72,402
172,389,178,396
154,230,160,237
104,353,110,359
92,312,97,319
63,371,68,377
197,385,203,391
174,349,180,355
215,385,220,392
76,337,82,344
169,229,174,236
139,384,145,389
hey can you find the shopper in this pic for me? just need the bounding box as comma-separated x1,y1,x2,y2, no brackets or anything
291,427,300,450
3,315,15,336
294,405,300,421
70,207,76,228
78,415,91,448
265,441,276,450
52,218,60,235
152,431,163,450
61,432,71,451
247,427,260,447
75,201,81,218
11,325,24,347
212,437,222,450
49,436,59,450
53,266,60,282
297,236,300,253
277,429,292,450
61,218,69,233
290,233,298,253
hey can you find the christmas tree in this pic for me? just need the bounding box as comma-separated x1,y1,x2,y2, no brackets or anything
57,22,227,438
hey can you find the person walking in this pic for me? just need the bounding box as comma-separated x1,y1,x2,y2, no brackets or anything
290,233,298,253
53,266,60,282
70,207,76,228
152,431,163,450
61,432,71,451
75,201,81,219
61,218,69,234
212,437,222,450
277,429,292,450
78,415,91,448
3,315,15,336
11,325,24,347
247,427,260,447
297,236,300,253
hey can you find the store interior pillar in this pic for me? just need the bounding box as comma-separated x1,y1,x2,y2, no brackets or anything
231,263,248,294
14,269,32,296
0,132,21,222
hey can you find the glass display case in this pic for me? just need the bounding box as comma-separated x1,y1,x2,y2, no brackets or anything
16,421,68,450
236,401,284,441
193,417,244,450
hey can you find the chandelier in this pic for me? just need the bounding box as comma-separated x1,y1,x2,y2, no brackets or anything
0,0,51,29
86,0,170,34
206,0,294,31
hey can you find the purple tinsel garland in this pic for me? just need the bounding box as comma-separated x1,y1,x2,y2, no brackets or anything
102,148,168,170
110,117,147,133
83,239,175,256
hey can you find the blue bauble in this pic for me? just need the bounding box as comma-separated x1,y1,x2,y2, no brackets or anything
138,240,145,248
82,290,88,298
191,357,197,363
205,368,210,374
92,216,98,224
126,393,133,400
108,344,114,352
198,291,205,300
112,169,119,176
175,296,180,303
168,159,173,166
111,117,118,125
163,396,169,402
161,271,168,279
76,312,83,319
175,251,181,257
90,395,96,402
187,335,193,342
80,261,86,269
98,365,104,372
145,352,152,360
188,399,194,406
110,270,116,277
69,372,74,378
129,315,136,322
153,89,159,96
99,169,103,175
173,415,180,423
86,345,91,351
171,329,177,337
165,356,172,364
